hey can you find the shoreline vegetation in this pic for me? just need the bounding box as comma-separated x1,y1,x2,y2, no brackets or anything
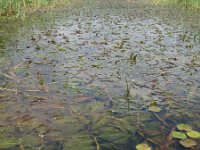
0,0,73,19
0,0,200,19
154,0,200,9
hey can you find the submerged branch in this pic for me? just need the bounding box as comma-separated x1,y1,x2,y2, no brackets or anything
153,113,170,128
136,130,159,145
92,135,100,150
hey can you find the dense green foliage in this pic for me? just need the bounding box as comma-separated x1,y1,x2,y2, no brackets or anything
0,0,199,18
155,0,200,9
0,0,70,18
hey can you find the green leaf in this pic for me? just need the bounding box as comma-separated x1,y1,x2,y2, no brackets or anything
92,116,108,131
58,48,66,51
21,134,41,147
98,126,125,142
177,124,192,131
180,139,197,148
92,64,101,68
172,131,187,139
0,139,20,148
136,143,151,150
148,106,161,112
186,130,200,139
150,101,157,106
64,133,95,150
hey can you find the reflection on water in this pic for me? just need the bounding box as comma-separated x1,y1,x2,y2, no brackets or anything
0,0,200,149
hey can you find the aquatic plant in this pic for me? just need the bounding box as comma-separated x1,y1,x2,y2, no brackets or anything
0,0,200,149
171,124,200,148
128,53,137,64
125,76,131,99
154,0,200,9
136,143,152,150
0,0,71,18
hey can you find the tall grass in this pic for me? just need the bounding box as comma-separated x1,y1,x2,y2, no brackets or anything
0,0,71,18
154,0,200,9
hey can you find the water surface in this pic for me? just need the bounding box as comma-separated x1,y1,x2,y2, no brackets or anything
0,0,200,149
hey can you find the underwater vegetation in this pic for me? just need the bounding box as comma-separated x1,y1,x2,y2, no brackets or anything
0,0,200,149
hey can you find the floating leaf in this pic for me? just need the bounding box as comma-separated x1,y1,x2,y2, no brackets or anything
136,143,151,150
180,139,197,148
148,106,161,112
150,101,157,106
92,64,101,68
186,130,200,139
58,48,66,51
177,124,192,131
0,139,20,148
172,131,187,139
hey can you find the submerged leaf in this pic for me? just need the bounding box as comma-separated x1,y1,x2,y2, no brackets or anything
180,139,197,148
92,116,108,131
64,133,95,150
148,106,161,112
136,143,151,150
177,124,192,131
186,130,200,139
0,139,20,148
22,134,41,147
172,131,187,139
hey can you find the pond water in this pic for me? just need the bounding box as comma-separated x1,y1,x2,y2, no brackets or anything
0,0,200,149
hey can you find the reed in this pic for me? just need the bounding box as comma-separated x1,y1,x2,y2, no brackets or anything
0,0,71,18
154,0,200,9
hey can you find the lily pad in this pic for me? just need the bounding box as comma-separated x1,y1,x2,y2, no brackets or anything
148,106,161,112
180,139,197,148
0,139,20,148
172,131,187,139
186,130,200,139
150,101,157,106
177,124,192,131
136,143,151,150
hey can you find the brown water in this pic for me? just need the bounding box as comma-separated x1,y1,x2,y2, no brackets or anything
0,0,200,149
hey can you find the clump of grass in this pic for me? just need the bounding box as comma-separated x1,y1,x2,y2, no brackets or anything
0,0,25,18
154,0,200,10
0,0,71,18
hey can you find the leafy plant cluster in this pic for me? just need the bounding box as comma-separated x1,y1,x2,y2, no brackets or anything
172,124,200,148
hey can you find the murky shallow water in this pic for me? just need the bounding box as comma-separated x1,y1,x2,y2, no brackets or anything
0,0,200,149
